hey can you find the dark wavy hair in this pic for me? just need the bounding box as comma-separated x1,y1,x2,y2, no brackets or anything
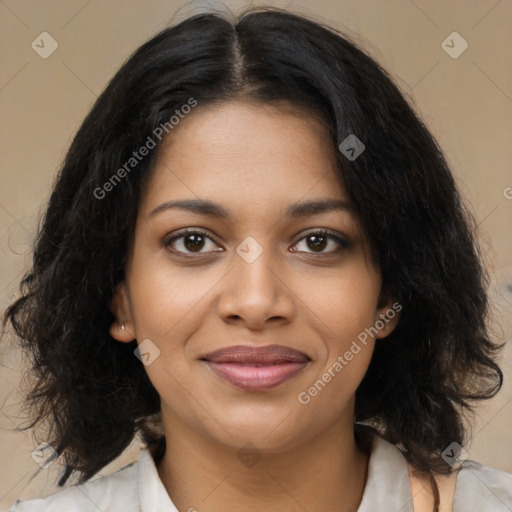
2,6,504,490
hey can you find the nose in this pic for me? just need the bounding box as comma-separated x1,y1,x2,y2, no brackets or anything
217,246,295,330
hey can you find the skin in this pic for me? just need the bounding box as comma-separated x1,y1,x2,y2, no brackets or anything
110,100,400,512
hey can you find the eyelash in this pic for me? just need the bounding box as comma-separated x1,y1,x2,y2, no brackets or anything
162,228,351,258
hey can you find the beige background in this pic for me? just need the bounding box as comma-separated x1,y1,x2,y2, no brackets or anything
1,0,511,507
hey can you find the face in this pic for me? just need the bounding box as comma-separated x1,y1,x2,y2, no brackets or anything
110,100,399,454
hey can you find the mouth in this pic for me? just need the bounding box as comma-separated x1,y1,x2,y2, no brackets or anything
200,344,310,392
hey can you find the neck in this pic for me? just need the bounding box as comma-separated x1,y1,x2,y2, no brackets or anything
156,414,370,512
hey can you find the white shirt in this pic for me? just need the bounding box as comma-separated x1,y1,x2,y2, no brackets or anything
6,432,512,511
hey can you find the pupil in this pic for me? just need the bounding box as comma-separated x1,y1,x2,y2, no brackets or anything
185,235,204,252
308,234,326,251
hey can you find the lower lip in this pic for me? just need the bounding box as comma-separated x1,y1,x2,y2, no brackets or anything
203,361,309,391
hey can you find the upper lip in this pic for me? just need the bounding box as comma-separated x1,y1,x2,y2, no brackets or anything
201,344,310,364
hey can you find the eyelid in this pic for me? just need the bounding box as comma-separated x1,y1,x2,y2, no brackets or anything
293,227,349,244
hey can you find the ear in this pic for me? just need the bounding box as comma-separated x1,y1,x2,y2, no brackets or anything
374,293,402,340
109,282,135,343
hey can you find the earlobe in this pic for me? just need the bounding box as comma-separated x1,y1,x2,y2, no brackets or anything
109,321,135,343
374,300,401,340
109,282,135,343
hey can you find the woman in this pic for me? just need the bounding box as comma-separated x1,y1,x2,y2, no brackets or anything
3,7,511,512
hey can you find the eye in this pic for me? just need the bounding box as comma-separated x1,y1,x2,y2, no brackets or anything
291,230,350,255
162,228,350,258
163,229,222,256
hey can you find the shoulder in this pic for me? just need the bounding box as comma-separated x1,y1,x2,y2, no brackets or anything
358,425,512,511
453,459,512,510
5,458,139,512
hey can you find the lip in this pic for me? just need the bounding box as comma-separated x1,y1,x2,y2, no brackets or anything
200,344,310,392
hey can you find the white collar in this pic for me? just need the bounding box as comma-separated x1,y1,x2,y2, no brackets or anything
138,448,178,511
357,433,414,511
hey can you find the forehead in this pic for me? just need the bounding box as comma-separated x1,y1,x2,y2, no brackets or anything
140,100,347,215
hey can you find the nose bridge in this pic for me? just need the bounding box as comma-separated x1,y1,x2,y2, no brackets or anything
217,235,293,325
233,235,280,299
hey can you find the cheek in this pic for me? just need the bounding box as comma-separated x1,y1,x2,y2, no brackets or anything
297,266,379,396
296,278,378,425
125,265,210,394
128,257,215,339
300,265,381,342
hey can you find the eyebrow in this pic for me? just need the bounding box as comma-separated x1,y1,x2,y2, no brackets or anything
148,198,353,219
